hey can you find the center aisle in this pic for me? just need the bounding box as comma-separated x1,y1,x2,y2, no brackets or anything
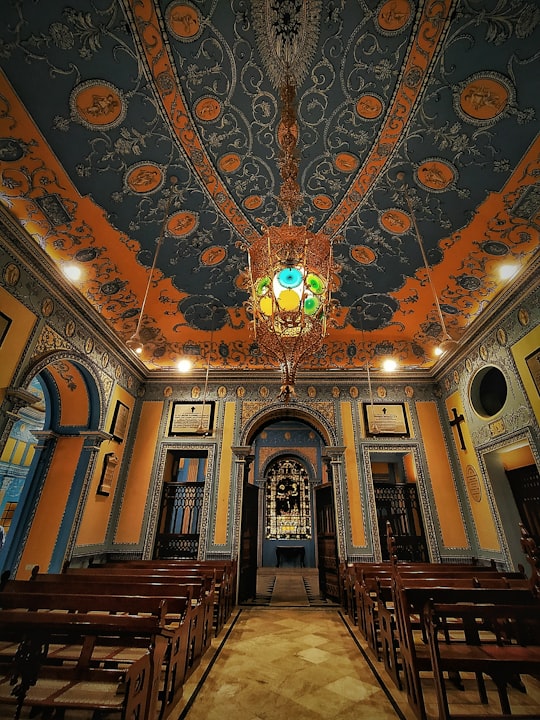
173,607,415,720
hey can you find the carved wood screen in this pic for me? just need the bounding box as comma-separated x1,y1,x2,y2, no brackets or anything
265,457,311,539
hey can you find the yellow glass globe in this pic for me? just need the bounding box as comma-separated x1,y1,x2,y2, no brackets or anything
277,288,301,311
259,295,273,316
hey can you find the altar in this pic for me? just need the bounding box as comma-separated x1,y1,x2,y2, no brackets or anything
275,545,305,568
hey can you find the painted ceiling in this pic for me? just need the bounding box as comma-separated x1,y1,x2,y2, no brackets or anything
0,0,539,375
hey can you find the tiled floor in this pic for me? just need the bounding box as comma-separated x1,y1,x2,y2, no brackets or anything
173,604,540,720
173,606,415,720
172,569,540,720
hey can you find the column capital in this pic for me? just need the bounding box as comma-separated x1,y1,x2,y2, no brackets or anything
323,446,346,460
231,446,254,461
3,387,40,419
79,430,113,449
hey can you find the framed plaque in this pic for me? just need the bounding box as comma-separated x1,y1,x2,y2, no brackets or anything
526,348,540,395
0,312,11,347
110,400,129,442
363,402,409,437
97,452,118,496
169,401,215,435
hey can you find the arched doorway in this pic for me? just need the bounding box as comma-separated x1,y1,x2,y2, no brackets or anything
0,376,46,549
262,453,315,568
0,354,103,576
237,405,340,603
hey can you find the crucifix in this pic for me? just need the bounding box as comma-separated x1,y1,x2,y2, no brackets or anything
449,407,467,451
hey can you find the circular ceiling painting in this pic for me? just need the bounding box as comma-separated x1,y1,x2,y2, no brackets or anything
415,158,457,192
71,81,125,130
125,163,164,194
456,72,514,125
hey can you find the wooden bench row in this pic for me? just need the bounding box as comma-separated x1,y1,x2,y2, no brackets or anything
82,558,237,637
342,523,540,719
0,558,237,720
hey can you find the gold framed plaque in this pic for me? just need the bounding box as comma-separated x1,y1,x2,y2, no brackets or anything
364,402,409,437
169,401,215,435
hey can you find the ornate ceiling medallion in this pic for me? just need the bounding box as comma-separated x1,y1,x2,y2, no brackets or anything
124,162,164,194
194,96,222,122
251,0,322,88
415,158,457,193
70,80,126,130
379,208,411,235
165,2,203,42
455,72,515,126
166,211,199,237
377,0,413,34
350,246,376,265
356,94,385,120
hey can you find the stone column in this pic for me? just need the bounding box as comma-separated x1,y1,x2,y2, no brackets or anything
322,446,347,561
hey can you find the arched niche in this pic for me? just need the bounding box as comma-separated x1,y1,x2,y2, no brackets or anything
1,352,105,576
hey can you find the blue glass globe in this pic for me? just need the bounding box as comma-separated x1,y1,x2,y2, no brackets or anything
277,266,303,289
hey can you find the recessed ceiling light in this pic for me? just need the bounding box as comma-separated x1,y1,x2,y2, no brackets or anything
63,264,81,281
499,263,519,281
434,346,444,357
382,358,398,372
177,358,193,373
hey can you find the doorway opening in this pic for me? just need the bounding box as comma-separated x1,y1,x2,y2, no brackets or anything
367,449,429,561
154,449,207,559
482,436,540,569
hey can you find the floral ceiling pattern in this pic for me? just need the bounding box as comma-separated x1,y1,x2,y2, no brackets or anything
0,0,538,373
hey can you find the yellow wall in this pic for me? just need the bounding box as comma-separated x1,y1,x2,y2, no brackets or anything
511,326,540,426
114,401,163,544
214,402,236,545
403,452,417,482
17,436,84,578
443,393,500,551
416,401,468,548
502,444,534,471
340,402,365,547
0,286,37,404
76,386,135,546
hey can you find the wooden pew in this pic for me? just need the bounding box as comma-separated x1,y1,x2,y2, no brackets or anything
352,564,524,660
423,599,540,719
0,602,171,720
100,559,236,633
64,565,220,643
392,581,538,720
19,572,212,681
0,587,190,720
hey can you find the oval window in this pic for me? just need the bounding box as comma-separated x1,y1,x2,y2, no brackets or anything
469,365,507,418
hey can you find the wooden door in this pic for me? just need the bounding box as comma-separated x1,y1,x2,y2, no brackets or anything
238,482,259,603
506,464,540,544
315,484,339,601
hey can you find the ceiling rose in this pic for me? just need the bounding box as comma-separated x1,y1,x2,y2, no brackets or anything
251,0,322,87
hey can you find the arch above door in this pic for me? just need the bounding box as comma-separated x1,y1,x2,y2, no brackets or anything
240,401,338,447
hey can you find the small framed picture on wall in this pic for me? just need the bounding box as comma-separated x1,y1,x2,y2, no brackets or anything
0,312,12,347
526,348,540,395
110,401,129,442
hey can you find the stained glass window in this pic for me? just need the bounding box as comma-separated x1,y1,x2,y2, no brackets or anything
265,457,311,539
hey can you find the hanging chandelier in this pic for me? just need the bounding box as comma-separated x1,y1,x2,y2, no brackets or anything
244,75,339,401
